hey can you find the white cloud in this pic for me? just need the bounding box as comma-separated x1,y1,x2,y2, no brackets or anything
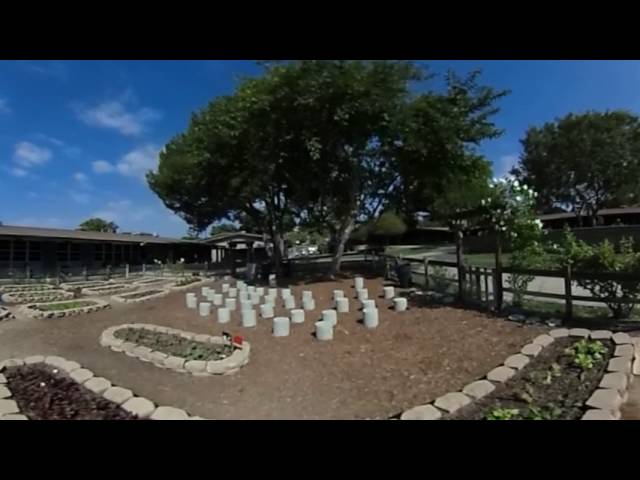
19,61,68,81
13,142,52,168
0,97,10,114
116,145,160,179
92,160,115,174
35,134,64,147
75,93,162,136
11,217,64,228
73,172,88,183
69,190,91,204
493,154,519,179
11,167,28,177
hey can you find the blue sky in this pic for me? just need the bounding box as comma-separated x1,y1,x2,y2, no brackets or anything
2,60,640,237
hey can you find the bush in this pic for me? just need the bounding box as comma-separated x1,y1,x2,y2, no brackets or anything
555,230,640,319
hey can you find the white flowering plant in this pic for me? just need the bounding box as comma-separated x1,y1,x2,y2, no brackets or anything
481,177,546,307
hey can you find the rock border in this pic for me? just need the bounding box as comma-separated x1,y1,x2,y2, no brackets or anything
111,289,170,304
60,280,113,291
133,277,177,287
81,283,139,296
400,328,636,421
2,289,75,304
169,278,214,292
0,307,13,321
0,284,57,294
100,323,250,376
0,355,203,420
18,298,111,319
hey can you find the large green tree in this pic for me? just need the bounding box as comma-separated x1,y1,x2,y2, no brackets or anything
149,61,507,276
513,110,640,226
78,218,119,233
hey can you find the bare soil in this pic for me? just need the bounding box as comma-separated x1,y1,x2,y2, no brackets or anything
0,275,545,419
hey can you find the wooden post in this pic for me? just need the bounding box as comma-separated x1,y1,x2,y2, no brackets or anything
484,267,489,304
55,264,61,286
494,234,504,312
475,269,481,302
106,265,111,280
424,258,430,291
456,229,465,303
125,263,130,279
564,264,573,324
83,266,88,281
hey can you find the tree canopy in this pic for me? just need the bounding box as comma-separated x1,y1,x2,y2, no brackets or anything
148,61,507,275
512,110,640,225
78,218,119,233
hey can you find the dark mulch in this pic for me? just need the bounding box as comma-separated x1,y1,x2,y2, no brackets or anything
119,289,164,299
114,327,233,361
4,364,138,420
447,337,613,420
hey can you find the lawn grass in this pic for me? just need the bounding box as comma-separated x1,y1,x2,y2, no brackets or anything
385,244,450,257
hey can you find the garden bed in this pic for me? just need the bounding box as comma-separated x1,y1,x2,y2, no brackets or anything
400,329,636,421
19,298,111,319
1,289,75,304
100,324,250,376
0,284,56,294
60,280,111,291
134,277,175,286
0,356,203,420
0,307,12,321
447,337,613,420
169,277,211,291
81,283,139,296
111,289,169,304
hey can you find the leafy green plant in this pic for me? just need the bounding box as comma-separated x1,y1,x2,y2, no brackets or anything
522,405,562,420
430,265,454,293
485,407,520,420
565,339,606,371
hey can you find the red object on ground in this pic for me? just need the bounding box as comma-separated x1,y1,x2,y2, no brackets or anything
233,335,244,349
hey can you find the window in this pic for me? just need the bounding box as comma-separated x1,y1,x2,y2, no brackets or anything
0,240,10,261
69,243,80,262
29,242,42,261
13,240,26,262
57,242,69,261
94,244,105,261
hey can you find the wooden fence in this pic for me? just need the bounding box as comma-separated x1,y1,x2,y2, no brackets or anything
382,254,640,323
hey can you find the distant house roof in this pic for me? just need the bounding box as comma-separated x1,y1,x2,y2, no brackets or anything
538,207,640,222
0,224,203,245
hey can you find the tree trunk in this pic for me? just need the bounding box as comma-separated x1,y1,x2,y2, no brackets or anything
329,218,355,278
271,230,284,277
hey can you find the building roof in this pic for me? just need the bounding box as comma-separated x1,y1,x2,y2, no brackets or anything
205,231,266,245
538,207,640,222
0,224,203,245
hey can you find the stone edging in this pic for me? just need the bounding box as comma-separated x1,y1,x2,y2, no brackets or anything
0,284,57,294
2,290,75,304
18,299,111,319
133,277,177,287
111,289,170,304
400,328,636,421
169,278,213,292
100,323,250,376
0,356,204,420
81,284,139,296
0,307,13,321
60,280,113,291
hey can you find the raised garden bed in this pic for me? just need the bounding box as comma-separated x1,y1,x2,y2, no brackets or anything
134,277,175,286
19,298,111,319
111,289,169,304
100,324,250,376
0,356,203,420
169,277,211,291
1,289,74,304
399,329,636,421
81,283,139,296
60,280,111,291
0,284,56,294
0,307,12,321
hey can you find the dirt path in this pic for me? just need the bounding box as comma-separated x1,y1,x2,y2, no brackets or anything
0,277,544,419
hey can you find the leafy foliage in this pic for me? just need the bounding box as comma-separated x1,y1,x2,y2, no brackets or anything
78,218,119,233
485,407,520,420
513,110,640,224
554,230,640,318
565,339,607,371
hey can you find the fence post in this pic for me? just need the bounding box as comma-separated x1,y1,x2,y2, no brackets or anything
484,268,489,304
25,264,31,280
475,269,481,302
83,265,88,281
106,265,111,281
492,268,503,312
455,229,466,303
55,265,61,286
125,263,130,279
424,259,430,291
564,264,573,324
142,263,146,275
